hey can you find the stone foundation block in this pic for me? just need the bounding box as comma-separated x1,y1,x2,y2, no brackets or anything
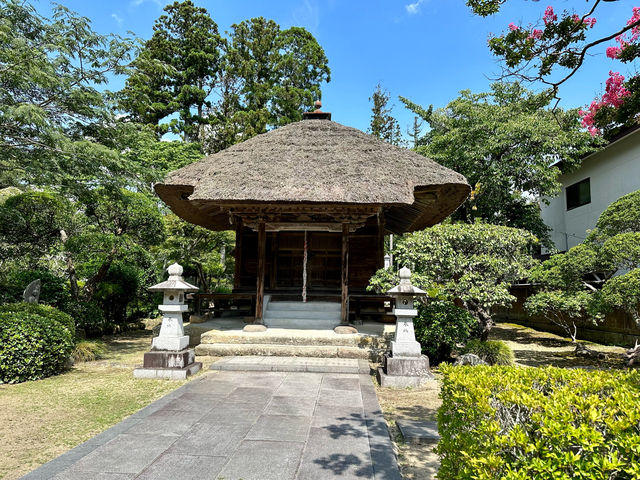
134,362,202,380
143,348,196,369
384,354,433,377
377,368,437,388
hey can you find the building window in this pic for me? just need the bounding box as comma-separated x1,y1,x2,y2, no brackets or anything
566,178,591,210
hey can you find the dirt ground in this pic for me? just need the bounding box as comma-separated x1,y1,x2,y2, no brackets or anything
375,322,632,480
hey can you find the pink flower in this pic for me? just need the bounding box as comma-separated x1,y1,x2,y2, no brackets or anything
585,17,596,28
606,46,621,59
529,28,543,40
543,6,557,25
572,14,580,23
508,22,519,31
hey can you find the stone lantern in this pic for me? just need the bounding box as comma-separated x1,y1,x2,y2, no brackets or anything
134,263,202,379
377,267,435,388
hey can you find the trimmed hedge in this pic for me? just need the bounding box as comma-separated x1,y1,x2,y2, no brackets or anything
462,339,515,365
437,365,640,479
0,312,74,383
0,302,75,337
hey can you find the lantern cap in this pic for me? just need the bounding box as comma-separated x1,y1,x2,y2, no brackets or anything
387,267,426,296
148,262,199,292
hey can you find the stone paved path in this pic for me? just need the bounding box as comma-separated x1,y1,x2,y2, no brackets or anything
22,370,401,480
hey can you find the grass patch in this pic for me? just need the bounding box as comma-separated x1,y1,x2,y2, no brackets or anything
0,331,191,480
72,340,107,363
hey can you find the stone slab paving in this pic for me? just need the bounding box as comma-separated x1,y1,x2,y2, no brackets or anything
396,419,440,445
22,369,401,480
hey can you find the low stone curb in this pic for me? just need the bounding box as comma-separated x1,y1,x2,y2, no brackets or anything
209,356,370,374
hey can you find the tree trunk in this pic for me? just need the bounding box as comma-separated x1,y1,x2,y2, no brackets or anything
60,230,79,301
82,247,117,302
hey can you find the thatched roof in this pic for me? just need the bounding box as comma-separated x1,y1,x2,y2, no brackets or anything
154,118,470,234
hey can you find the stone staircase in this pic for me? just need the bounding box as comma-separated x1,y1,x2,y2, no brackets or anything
263,300,341,329
194,319,393,361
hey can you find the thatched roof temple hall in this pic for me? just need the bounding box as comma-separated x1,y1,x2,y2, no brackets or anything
155,104,470,331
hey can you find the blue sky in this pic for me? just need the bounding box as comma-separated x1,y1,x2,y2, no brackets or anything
36,0,638,136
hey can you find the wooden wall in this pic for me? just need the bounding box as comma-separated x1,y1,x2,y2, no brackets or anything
235,219,383,294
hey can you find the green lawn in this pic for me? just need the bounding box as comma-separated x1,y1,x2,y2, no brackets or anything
0,331,215,480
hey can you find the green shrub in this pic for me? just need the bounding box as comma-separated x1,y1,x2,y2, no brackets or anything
72,340,106,363
0,302,75,337
0,312,74,383
437,365,640,479
0,269,70,308
462,339,514,365
414,300,478,364
63,300,107,338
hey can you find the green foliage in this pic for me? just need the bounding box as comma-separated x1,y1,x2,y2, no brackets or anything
370,222,537,337
415,301,478,364
401,83,600,244
0,269,70,308
119,0,223,141
62,300,107,338
0,311,74,383
121,5,331,147
93,263,140,325
72,340,106,363
0,191,72,262
462,339,514,365
437,365,640,479
0,302,75,337
368,84,404,146
0,0,137,191
526,189,640,336
155,214,234,292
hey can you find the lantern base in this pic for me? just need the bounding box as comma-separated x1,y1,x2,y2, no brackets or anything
134,347,201,380
377,353,436,388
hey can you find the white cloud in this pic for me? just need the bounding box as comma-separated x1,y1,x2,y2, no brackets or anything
405,0,425,15
111,13,123,28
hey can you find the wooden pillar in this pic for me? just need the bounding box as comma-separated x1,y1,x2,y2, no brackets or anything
377,211,385,269
255,221,266,324
341,223,349,325
233,219,243,289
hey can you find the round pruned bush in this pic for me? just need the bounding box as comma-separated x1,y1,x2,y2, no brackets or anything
414,300,479,364
462,339,515,365
0,302,75,337
0,311,74,383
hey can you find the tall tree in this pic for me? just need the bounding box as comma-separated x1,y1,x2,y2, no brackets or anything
368,84,404,146
467,0,640,138
218,18,331,141
406,116,424,148
401,82,600,244
0,0,136,191
119,0,223,142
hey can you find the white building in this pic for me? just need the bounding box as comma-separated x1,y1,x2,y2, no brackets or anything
541,127,640,252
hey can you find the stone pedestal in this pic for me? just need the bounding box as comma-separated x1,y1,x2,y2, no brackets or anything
377,353,435,388
134,348,202,380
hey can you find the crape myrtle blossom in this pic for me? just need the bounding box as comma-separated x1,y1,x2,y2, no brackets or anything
579,71,630,136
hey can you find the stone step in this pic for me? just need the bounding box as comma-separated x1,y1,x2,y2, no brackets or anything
264,309,341,320
265,319,340,329
200,330,390,348
267,301,341,312
209,356,370,374
195,343,380,360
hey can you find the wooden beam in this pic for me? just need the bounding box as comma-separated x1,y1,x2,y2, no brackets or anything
255,221,266,324
234,219,243,289
341,223,349,325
